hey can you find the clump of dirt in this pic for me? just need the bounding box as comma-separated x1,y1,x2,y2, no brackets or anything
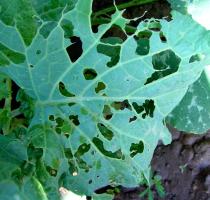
114,128,210,200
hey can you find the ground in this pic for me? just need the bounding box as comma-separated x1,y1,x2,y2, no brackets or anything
114,128,210,200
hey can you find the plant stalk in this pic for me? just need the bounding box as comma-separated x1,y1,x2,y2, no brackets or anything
93,0,159,18
3,78,12,134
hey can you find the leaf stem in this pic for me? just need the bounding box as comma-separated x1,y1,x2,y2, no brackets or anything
11,108,22,118
93,0,159,18
4,78,12,108
3,78,12,134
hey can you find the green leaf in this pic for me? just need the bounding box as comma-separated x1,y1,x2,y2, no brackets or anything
167,0,190,14
0,109,10,131
1,0,210,197
0,73,8,100
0,178,49,200
21,177,48,200
31,0,77,21
148,189,154,200
92,193,114,200
0,135,28,165
0,0,76,46
0,0,37,46
16,89,35,123
154,175,165,198
0,134,28,181
28,125,65,168
167,69,210,133
0,180,22,200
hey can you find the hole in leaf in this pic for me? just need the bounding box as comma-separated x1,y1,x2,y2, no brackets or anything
74,143,91,157
77,158,91,172
132,99,155,119
88,180,93,184
130,141,144,157
68,102,76,107
91,0,114,33
135,30,152,56
62,123,72,135
102,105,113,120
132,103,144,114
68,160,78,176
73,171,78,176
98,44,121,67
129,116,137,123
189,54,202,63
97,123,114,141
55,128,61,134
95,82,106,93
64,148,73,159
59,82,75,97
36,50,41,55
61,19,73,38
135,38,150,56
49,115,54,121
125,20,138,36
29,64,34,68
111,100,131,111
69,115,80,126
97,37,123,67
148,20,161,31
46,166,57,177
101,25,127,41
159,32,167,43
56,117,64,127
92,137,123,159
54,117,72,135
64,132,70,138
138,30,152,39
66,36,83,62
74,143,91,172
145,49,181,84
83,68,97,80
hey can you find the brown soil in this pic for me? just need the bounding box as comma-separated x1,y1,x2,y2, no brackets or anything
114,128,210,200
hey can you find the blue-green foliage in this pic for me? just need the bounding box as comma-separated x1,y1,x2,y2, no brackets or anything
0,0,210,199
